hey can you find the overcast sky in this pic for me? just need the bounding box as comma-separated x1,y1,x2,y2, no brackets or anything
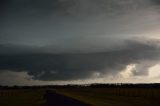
0,0,160,85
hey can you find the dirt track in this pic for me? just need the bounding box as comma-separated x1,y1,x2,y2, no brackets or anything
44,90,91,106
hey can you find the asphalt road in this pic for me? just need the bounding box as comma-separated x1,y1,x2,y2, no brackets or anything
44,90,91,106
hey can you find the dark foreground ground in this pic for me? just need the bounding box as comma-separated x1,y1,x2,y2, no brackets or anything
0,84,160,106
44,90,91,106
56,88,160,106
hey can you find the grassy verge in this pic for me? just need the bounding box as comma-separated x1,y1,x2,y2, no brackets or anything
56,88,160,106
0,89,45,106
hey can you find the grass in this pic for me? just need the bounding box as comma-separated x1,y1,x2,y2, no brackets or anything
0,89,45,106
0,88,160,106
55,88,160,106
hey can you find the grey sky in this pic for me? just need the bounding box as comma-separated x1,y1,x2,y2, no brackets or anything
0,0,160,47
0,0,160,85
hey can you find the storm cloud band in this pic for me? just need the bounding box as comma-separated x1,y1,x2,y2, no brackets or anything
0,0,160,84
0,40,159,81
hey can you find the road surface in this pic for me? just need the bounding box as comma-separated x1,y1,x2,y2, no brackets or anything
44,90,91,106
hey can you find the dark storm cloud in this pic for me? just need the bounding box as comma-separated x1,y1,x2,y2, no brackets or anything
0,0,59,20
0,40,160,81
152,0,160,5
0,0,159,46
0,0,160,83
0,0,155,47
0,0,149,16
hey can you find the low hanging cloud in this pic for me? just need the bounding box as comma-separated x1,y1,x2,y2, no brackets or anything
0,0,160,85
0,39,160,81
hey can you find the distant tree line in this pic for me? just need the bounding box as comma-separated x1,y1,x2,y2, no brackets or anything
0,83,160,90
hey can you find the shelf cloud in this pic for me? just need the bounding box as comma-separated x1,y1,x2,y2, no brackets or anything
0,0,160,85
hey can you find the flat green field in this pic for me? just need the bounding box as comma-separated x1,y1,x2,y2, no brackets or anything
0,89,44,106
56,88,160,106
0,88,160,106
